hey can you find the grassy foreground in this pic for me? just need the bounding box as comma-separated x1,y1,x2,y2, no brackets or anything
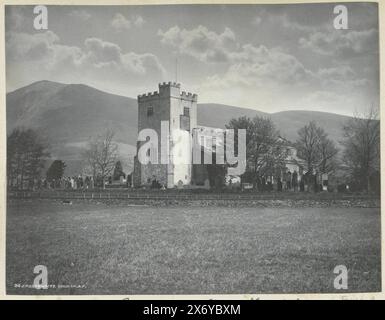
6,199,381,294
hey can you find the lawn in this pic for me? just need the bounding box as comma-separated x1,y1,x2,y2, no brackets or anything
6,199,381,295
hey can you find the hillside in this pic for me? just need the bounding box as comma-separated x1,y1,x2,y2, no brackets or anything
197,103,268,128
7,80,138,174
197,104,350,145
6,81,351,175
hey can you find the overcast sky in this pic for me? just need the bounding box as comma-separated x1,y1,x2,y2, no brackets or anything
5,3,379,116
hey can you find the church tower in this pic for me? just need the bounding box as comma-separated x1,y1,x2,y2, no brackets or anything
133,82,197,188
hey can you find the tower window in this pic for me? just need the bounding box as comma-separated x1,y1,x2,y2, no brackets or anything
147,106,154,117
183,107,190,117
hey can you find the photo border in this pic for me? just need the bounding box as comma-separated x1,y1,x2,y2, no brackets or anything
0,0,383,300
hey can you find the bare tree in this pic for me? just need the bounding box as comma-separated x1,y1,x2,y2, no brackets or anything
295,121,322,172
226,116,288,188
83,140,99,180
318,136,339,174
83,128,118,188
342,106,380,193
295,121,338,174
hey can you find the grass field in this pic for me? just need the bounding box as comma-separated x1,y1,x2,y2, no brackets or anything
6,199,381,295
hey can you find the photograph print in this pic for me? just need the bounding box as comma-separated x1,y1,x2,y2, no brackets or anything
5,2,381,295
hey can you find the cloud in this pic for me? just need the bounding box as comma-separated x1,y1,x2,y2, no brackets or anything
84,38,122,65
6,31,61,62
158,25,317,87
69,10,91,21
315,65,370,88
111,13,131,31
159,24,368,104
133,15,145,27
317,65,355,79
6,31,165,85
158,25,238,63
111,13,145,31
198,36,374,113
203,45,370,94
157,23,376,114
83,37,164,76
299,28,378,58
202,43,316,90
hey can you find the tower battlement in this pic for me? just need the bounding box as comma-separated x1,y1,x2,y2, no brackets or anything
181,91,197,101
137,82,197,102
137,91,159,101
159,81,181,89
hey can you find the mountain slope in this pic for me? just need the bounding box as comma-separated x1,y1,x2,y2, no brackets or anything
7,80,138,144
7,81,352,174
7,81,138,174
197,104,349,145
271,110,350,145
197,103,268,128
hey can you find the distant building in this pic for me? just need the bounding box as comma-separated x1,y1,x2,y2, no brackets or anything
278,136,306,174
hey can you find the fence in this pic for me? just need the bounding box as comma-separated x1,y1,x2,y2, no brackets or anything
7,189,377,201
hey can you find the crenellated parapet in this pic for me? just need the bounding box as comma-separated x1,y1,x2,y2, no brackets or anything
159,81,181,90
138,82,197,103
181,91,197,102
137,91,160,102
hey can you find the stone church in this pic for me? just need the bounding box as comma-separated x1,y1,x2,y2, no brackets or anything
133,81,217,188
132,81,306,189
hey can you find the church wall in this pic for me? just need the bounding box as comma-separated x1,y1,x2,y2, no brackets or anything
136,88,170,186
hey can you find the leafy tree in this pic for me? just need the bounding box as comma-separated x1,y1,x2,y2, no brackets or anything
46,160,66,182
7,128,50,189
342,107,380,193
83,128,118,188
226,116,288,189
